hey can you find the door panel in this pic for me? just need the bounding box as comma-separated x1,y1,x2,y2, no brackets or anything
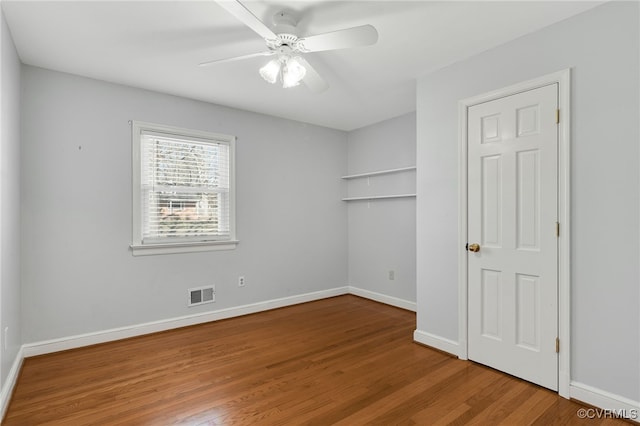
480,269,502,340
515,273,540,350
516,150,540,250
468,84,558,391
482,155,502,248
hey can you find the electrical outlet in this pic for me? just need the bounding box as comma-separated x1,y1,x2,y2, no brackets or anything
388,270,395,281
238,276,245,287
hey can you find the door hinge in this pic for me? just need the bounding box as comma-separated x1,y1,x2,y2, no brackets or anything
555,109,560,124
555,337,560,353
556,222,560,237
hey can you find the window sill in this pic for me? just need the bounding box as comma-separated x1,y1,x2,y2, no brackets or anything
130,240,239,256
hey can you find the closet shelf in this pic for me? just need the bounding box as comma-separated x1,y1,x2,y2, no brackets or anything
342,194,416,201
341,166,416,180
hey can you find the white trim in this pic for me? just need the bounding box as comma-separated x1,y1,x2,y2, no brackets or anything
0,346,24,421
556,69,572,399
457,99,469,361
341,166,416,180
413,330,459,356
22,287,349,357
457,69,571,396
349,286,416,311
570,382,640,423
342,194,416,201
130,240,239,256
19,286,419,358
6,289,638,423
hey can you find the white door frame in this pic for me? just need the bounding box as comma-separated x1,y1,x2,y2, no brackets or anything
457,69,571,398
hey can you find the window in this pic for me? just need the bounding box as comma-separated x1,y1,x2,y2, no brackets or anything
131,121,237,255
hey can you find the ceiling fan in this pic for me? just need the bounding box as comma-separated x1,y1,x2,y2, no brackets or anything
200,0,379,92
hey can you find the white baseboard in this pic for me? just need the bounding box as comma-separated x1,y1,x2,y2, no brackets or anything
0,346,24,422
348,286,416,311
409,336,640,423
413,329,459,357
6,291,640,425
570,381,640,423
22,286,349,358
23,285,417,357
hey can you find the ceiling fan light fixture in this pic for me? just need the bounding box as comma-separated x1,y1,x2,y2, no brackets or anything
206,2,380,93
259,59,281,84
281,57,306,88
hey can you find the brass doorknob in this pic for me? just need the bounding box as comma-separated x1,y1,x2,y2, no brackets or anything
468,243,480,253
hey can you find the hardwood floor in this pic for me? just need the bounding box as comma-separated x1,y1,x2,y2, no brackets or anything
4,295,628,425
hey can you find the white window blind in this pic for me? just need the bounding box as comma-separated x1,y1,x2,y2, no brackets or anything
131,122,236,254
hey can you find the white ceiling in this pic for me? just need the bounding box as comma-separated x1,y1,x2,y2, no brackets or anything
2,1,603,131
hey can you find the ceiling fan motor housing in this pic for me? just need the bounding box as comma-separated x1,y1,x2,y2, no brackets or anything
266,11,311,52
273,11,298,33
266,33,309,54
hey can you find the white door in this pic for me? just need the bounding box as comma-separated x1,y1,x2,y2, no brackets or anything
467,84,558,391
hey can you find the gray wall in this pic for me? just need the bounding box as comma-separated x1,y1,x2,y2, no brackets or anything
347,113,416,304
416,1,639,401
0,12,22,386
21,66,348,343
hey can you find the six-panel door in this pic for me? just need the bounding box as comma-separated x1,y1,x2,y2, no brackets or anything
467,84,559,391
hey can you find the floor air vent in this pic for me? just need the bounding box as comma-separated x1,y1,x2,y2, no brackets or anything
188,285,215,307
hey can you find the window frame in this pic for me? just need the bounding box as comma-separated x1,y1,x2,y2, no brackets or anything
130,121,237,256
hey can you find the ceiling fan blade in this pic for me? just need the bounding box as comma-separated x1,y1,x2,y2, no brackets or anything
199,51,275,67
297,25,378,53
297,57,329,93
215,0,277,40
